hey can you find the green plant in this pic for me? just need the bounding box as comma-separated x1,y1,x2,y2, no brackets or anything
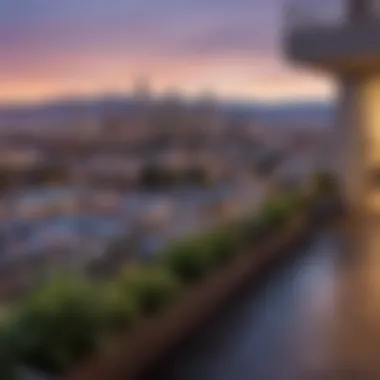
258,194,294,232
161,237,215,283
118,266,181,316
200,227,240,266
100,283,139,332
0,314,16,380
9,277,106,374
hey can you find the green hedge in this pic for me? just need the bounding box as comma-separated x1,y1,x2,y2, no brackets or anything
2,267,181,375
0,188,313,376
118,266,181,316
161,237,215,283
0,315,15,380
6,278,107,374
100,282,139,332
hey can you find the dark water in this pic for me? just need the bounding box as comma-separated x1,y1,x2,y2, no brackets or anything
148,222,380,380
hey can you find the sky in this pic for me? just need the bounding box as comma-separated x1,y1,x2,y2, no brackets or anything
0,0,335,105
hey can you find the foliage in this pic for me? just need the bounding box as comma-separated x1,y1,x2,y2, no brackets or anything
161,237,215,283
100,283,139,331
161,224,243,283
0,316,16,380
118,266,181,316
258,194,294,232
200,226,241,266
8,277,106,374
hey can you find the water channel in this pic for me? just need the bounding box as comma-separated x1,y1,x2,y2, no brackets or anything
148,221,380,379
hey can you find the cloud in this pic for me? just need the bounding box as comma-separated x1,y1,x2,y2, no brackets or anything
0,0,332,102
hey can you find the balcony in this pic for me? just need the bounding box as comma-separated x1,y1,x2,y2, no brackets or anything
285,0,347,32
284,0,380,72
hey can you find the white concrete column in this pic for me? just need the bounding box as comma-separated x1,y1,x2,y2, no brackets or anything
337,73,380,216
336,76,368,216
361,74,380,213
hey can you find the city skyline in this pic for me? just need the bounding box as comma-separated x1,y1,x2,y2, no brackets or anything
2,0,335,105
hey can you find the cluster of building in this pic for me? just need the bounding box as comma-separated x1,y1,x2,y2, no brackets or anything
0,85,331,299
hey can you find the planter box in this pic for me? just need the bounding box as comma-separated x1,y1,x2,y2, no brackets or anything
64,216,312,380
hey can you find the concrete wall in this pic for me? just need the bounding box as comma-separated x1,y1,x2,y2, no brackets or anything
336,78,366,215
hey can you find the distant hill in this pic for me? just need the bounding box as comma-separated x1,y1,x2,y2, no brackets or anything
0,96,334,129
222,101,334,128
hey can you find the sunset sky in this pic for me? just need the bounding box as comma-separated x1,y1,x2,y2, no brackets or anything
1,0,335,104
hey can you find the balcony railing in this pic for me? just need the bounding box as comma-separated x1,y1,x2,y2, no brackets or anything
285,0,380,33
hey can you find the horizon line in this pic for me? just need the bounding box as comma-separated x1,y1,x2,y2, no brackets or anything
0,90,335,111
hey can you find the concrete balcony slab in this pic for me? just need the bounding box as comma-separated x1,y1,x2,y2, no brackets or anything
286,21,380,74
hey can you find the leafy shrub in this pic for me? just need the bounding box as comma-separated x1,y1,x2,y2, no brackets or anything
118,266,181,316
162,192,306,282
161,237,215,283
8,277,106,374
161,226,242,283
200,227,240,266
240,191,306,244
0,313,16,380
100,283,139,332
258,196,293,232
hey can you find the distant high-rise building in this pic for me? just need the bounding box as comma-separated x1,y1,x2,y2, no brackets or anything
132,77,153,130
133,77,152,106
